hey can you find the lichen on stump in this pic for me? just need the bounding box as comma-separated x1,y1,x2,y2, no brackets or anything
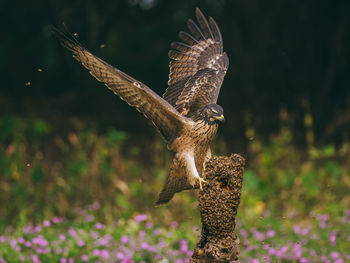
191,154,245,263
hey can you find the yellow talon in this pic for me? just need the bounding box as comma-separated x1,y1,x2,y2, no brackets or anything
198,177,207,190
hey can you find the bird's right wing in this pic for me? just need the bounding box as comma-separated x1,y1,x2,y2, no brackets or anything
163,8,229,116
54,28,191,142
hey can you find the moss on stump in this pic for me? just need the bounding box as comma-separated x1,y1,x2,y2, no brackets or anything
191,154,245,263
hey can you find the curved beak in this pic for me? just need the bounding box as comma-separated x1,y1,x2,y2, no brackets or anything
214,114,225,122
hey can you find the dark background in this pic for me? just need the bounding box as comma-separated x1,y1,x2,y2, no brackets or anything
1,0,349,152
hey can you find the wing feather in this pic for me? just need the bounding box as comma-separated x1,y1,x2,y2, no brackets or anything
54,28,191,142
163,8,229,116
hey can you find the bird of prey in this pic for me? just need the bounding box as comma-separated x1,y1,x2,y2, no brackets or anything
54,8,229,205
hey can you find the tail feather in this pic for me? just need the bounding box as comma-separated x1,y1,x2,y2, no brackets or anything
155,155,193,205
155,173,190,205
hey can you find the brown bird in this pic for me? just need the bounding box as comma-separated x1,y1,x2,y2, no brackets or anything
54,8,228,205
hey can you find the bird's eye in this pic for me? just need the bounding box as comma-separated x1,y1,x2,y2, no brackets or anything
212,109,218,114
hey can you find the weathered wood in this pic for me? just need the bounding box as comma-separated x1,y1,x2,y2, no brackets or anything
191,154,245,263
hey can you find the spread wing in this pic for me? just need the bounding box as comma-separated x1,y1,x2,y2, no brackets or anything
163,8,229,117
54,28,191,142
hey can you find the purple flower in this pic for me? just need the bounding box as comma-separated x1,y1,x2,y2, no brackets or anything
116,252,124,259
59,234,66,241
32,236,48,247
91,231,100,239
134,214,147,223
180,239,188,253
153,228,162,235
101,249,109,259
93,249,100,256
300,228,310,236
55,248,63,254
330,231,337,246
251,259,259,263
186,250,193,257
292,243,302,258
319,221,327,228
60,258,67,263
77,240,85,247
276,245,288,258
81,255,89,262
246,245,253,252
293,225,301,234
252,229,265,241
43,247,51,254
335,260,344,263
267,230,275,238
300,258,308,263
95,223,105,229
18,237,25,243
10,239,17,247
268,248,276,255
139,230,146,237
310,249,317,256
68,228,76,237
158,238,168,249
317,214,329,221
239,229,248,238
6,226,14,232
25,241,31,247
145,222,153,229
141,242,150,249
309,211,316,218
32,255,39,263
121,236,129,244
85,215,94,222
52,217,63,224
34,225,42,233
170,221,179,228
68,258,74,263
43,220,51,227
330,251,339,259
154,255,163,260
15,246,21,252
0,236,6,243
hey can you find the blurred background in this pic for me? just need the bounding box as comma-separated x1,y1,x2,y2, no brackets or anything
1,0,350,260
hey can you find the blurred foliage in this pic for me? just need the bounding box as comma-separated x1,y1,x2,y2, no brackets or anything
241,125,350,220
0,116,349,229
0,116,200,227
1,0,350,151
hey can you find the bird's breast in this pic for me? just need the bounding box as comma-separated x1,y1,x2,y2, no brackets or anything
168,121,218,152
192,121,218,145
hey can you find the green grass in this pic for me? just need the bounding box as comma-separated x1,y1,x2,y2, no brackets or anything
0,116,349,262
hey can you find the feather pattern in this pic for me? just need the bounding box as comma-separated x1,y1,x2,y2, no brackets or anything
163,8,229,117
54,8,227,205
53,28,191,143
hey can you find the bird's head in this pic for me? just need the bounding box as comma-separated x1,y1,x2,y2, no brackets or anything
200,104,225,125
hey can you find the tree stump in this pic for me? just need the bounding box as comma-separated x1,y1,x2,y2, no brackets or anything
191,154,245,263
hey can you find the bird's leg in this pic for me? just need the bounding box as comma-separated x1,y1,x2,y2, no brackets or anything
197,176,207,190
183,153,207,190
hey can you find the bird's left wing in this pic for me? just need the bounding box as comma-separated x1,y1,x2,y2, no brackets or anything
54,28,190,142
163,8,229,117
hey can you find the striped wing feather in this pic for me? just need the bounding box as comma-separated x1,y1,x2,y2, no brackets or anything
54,29,189,142
163,8,229,116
